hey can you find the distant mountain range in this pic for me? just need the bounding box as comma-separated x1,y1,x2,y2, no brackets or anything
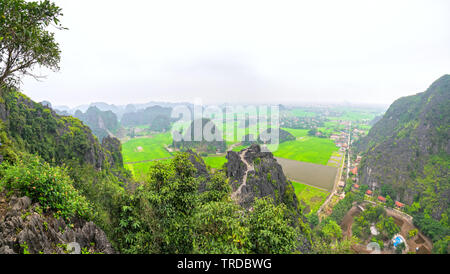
53,101,193,120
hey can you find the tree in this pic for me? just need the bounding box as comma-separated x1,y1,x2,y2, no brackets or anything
408,229,418,239
385,195,394,208
408,201,421,214
247,197,298,254
380,216,400,240
395,242,405,254
119,152,200,254
199,172,231,203
307,213,319,228
432,236,449,254
192,201,248,254
320,219,343,242
0,0,65,87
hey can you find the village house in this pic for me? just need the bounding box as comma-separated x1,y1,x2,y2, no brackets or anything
330,134,340,141
395,201,405,209
366,189,373,196
378,196,386,203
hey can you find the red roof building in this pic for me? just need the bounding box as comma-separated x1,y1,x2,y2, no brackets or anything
366,190,373,195
353,184,360,189
351,167,358,175
378,196,386,202
395,201,405,208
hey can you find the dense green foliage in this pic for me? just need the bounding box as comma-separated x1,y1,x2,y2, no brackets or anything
357,75,450,222
0,154,92,221
328,192,363,224
351,205,400,243
114,153,310,254
247,197,299,254
311,218,358,254
2,89,110,169
192,200,248,253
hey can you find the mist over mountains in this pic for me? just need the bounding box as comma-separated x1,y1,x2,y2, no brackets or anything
53,101,193,119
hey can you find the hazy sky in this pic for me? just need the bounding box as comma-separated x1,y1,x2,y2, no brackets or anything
22,0,450,107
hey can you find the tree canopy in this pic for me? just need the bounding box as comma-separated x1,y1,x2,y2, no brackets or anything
0,0,64,87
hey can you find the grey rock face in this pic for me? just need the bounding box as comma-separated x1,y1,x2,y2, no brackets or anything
185,149,210,193
102,136,124,168
0,88,117,171
356,75,450,218
226,144,299,210
0,194,115,254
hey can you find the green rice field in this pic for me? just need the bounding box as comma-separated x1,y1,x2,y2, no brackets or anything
202,156,227,169
125,159,171,180
269,137,338,165
291,181,329,215
122,132,173,163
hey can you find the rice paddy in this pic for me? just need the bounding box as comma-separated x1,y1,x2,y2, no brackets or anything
291,181,329,215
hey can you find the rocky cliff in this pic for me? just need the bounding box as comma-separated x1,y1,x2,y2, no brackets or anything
120,105,172,130
0,193,114,254
74,106,119,141
172,118,227,153
356,75,450,219
0,88,123,170
226,144,299,211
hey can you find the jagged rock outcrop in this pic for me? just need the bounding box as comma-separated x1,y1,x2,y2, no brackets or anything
102,136,124,168
0,193,115,254
225,144,311,253
185,149,210,192
120,105,172,129
242,128,296,146
259,128,296,144
172,118,227,153
185,149,209,177
226,144,298,210
74,106,119,141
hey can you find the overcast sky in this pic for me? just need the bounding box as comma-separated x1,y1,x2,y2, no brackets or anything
22,0,450,108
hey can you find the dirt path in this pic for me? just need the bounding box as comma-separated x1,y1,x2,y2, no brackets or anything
341,205,362,238
231,148,253,200
226,142,243,152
